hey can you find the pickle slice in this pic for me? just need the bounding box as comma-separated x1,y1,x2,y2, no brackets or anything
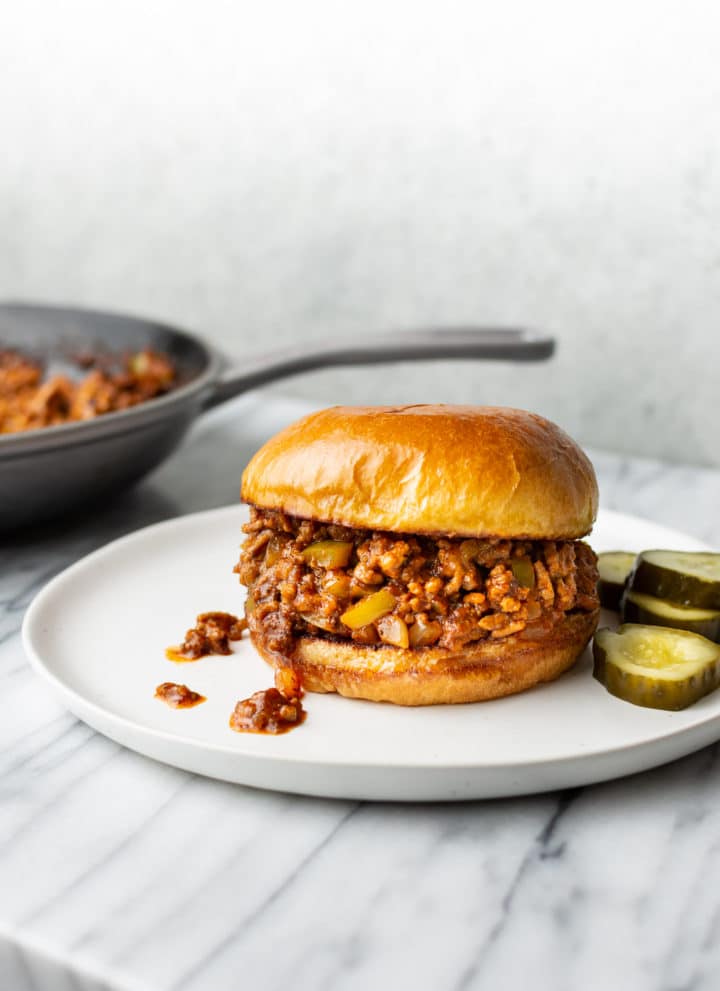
593,624,720,710
629,550,720,609
621,589,720,642
597,551,636,611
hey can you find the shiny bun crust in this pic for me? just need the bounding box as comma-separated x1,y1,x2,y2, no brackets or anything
241,405,598,539
250,609,599,706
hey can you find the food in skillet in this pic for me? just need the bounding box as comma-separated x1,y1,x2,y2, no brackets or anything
0,347,175,434
235,404,600,705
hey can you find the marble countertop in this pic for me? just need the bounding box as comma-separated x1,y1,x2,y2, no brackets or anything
3,394,720,991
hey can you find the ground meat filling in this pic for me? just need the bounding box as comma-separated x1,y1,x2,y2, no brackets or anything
0,348,175,434
235,508,599,657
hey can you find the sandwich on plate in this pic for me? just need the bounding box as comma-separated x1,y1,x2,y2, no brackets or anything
236,404,599,705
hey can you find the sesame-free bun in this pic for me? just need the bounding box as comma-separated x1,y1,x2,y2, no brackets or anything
250,609,599,705
241,405,598,539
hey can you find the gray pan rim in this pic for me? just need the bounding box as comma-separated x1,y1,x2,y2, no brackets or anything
0,302,222,457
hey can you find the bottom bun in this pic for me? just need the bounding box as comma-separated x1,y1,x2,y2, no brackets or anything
251,609,600,706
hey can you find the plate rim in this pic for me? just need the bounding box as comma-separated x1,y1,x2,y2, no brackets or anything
21,503,720,777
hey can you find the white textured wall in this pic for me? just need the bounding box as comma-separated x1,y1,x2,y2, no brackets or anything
2,1,719,464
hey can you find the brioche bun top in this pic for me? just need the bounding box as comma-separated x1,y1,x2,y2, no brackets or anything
241,404,598,539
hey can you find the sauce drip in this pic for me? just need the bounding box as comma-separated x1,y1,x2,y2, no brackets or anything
166,611,247,662
229,666,306,735
155,682,206,708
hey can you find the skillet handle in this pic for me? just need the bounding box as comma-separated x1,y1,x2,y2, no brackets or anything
203,327,554,410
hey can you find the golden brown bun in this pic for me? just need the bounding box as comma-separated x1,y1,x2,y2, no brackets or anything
242,405,597,539
250,609,599,706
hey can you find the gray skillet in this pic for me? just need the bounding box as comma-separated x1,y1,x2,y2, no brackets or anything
0,303,554,530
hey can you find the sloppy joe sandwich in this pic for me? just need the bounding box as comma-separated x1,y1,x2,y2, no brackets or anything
236,405,600,705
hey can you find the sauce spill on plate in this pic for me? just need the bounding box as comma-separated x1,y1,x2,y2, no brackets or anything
166,611,247,661
155,682,207,708
230,666,306,735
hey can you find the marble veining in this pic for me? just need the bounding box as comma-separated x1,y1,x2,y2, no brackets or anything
2,394,720,991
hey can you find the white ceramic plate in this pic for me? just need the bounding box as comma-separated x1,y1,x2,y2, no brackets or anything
22,506,718,801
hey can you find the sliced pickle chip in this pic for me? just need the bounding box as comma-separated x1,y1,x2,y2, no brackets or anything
597,551,637,611
621,589,720,642
341,588,396,629
593,624,720,710
301,540,353,569
629,550,720,609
